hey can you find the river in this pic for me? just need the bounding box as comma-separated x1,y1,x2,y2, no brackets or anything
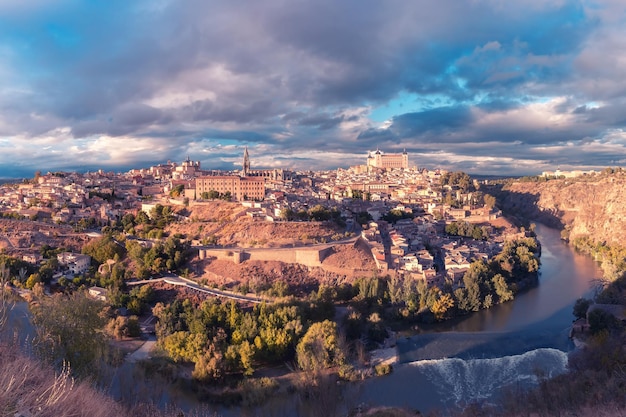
357,224,603,412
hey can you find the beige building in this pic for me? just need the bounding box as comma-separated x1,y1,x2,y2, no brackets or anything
367,149,409,170
196,175,265,201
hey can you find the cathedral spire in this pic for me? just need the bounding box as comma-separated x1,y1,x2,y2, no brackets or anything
242,146,251,177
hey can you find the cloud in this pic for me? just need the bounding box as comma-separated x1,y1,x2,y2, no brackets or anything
0,0,625,176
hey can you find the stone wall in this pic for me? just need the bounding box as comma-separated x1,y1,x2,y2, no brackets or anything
198,245,335,268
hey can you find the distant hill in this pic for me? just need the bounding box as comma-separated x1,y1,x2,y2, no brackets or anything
0,178,22,185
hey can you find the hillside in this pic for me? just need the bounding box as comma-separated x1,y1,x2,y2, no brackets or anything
191,239,376,296
168,201,344,247
496,172,626,246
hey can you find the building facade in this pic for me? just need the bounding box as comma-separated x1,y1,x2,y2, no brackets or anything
196,175,265,201
367,149,409,170
57,252,91,275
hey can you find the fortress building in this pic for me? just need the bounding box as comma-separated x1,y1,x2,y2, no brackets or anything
367,148,409,170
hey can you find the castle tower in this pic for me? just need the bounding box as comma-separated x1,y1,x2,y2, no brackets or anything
242,146,251,177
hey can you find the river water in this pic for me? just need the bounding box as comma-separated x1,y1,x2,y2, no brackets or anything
357,224,603,412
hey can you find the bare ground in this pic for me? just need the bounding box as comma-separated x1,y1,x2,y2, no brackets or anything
0,218,92,256
167,201,344,247
188,239,376,297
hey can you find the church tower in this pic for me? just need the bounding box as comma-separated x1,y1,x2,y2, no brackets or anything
242,146,251,177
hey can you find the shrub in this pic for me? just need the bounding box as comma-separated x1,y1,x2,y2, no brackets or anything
374,363,392,376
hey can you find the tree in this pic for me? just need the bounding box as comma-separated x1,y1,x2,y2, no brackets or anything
483,194,497,209
30,291,107,377
106,316,140,339
82,236,126,264
309,205,331,221
163,331,207,363
169,184,185,197
573,298,592,320
280,207,295,221
587,308,619,334
193,341,225,381
492,273,513,303
25,273,41,290
431,292,455,320
296,320,344,372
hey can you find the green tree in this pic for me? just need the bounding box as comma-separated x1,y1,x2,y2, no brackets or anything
587,309,620,334
431,292,455,320
25,273,41,290
82,236,126,265
308,205,331,221
280,207,295,221
163,331,208,362
30,291,107,377
573,298,593,320
492,273,513,303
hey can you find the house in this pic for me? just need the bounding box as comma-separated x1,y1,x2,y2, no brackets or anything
57,252,91,275
22,253,43,264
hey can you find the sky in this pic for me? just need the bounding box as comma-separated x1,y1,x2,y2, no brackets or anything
1,0,626,177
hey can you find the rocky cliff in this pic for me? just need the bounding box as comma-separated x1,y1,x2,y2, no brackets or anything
495,173,626,246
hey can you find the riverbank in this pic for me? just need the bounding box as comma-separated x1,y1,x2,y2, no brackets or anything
352,224,602,412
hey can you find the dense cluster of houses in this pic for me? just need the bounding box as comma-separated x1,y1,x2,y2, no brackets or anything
359,213,506,290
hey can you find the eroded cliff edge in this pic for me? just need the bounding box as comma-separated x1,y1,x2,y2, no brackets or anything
494,173,626,246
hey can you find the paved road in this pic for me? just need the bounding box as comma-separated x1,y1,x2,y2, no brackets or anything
128,274,267,304
126,335,157,363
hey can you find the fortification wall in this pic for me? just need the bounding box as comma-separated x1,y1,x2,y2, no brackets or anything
199,243,343,268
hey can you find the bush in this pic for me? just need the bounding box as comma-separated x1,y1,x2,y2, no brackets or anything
238,377,279,407
337,364,361,381
374,363,393,376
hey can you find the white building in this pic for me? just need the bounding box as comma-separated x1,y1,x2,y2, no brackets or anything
57,252,91,275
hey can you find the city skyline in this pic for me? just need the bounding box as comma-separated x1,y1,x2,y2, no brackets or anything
1,1,626,177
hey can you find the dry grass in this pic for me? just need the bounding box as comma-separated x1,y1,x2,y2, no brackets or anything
0,344,126,417
0,343,220,417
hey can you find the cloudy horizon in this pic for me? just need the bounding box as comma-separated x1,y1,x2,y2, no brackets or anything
1,0,626,177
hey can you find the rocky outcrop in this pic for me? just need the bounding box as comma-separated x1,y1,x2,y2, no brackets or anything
496,174,626,246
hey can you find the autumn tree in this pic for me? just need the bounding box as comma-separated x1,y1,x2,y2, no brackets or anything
296,320,344,372
431,291,455,321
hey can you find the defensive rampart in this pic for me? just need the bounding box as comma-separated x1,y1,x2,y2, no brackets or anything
198,244,336,267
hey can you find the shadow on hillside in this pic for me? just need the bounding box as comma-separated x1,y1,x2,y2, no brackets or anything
487,185,564,229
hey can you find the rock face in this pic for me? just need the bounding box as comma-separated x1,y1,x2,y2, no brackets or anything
497,174,626,246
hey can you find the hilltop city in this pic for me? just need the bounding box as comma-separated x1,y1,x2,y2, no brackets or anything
0,148,520,290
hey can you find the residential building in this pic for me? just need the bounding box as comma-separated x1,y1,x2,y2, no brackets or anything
57,252,91,275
